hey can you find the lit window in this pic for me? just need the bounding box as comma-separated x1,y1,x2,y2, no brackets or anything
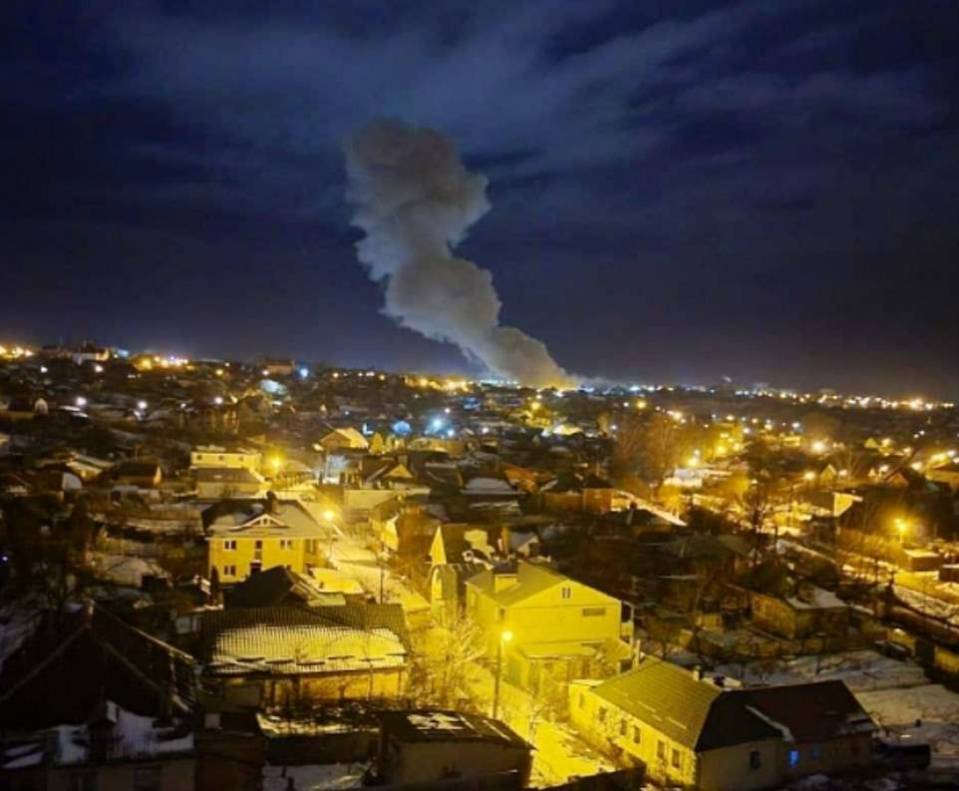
789,750,800,768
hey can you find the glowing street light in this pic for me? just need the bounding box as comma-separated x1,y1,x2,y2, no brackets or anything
137,400,148,411
492,628,514,720
894,517,910,545
75,396,87,408
322,509,336,523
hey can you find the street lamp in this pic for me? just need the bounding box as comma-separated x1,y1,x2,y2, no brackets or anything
894,518,909,546
492,628,513,720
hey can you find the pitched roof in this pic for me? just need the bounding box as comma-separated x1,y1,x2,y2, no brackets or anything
465,560,570,606
739,681,876,743
203,498,327,538
0,606,195,729
585,657,875,752
225,565,343,608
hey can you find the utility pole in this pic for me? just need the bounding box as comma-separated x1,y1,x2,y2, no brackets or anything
492,629,513,720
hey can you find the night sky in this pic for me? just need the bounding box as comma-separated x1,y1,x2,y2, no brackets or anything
3,1,958,396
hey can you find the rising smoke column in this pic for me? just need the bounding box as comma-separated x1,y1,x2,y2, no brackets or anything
344,119,575,388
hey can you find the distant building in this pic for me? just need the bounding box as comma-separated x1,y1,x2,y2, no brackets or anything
191,445,263,473
196,467,265,499
111,459,163,488
318,427,369,452
749,585,849,640
570,656,876,790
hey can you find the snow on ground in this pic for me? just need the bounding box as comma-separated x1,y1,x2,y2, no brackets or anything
328,535,429,616
894,584,959,622
716,650,927,692
857,684,959,769
89,552,167,587
262,763,366,790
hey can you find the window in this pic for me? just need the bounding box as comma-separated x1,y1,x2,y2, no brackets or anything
582,607,606,617
598,707,607,724
223,539,236,550
632,726,642,744
671,748,681,769
811,746,822,761
749,750,761,770
254,540,263,549
224,564,236,577
619,719,627,737
561,587,572,599
133,767,162,791
788,750,800,768
578,693,585,709
657,741,666,761
66,772,97,791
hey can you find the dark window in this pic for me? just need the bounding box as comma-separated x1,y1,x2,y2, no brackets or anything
657,741,666,761
671,748,681,768
811,746,822,761
578,693,585,709
633,726,642,744
582,607,606,617
749,750,761,770
598,707,607,723
133,767,162,791
66,772,97,791
561,587,572,599
619,719,627,736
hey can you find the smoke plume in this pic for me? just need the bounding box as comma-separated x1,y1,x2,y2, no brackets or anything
344,119,575,388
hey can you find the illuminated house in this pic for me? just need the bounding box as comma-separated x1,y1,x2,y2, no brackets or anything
570,656,875,790
190,445,263,473
465,560,634,694
204,497,332,583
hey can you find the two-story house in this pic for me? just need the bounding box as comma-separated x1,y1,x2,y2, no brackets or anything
204,497,332,584
190,445,263,473
464,561,634,696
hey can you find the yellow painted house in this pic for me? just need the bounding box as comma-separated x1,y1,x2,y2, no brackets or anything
570,656,875,790
464,561,634,694
205,499,332,584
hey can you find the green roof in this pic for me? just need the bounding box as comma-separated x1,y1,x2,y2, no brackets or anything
586,656,780,751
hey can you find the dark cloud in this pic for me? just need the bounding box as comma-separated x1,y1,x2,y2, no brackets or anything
2,1,957,395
